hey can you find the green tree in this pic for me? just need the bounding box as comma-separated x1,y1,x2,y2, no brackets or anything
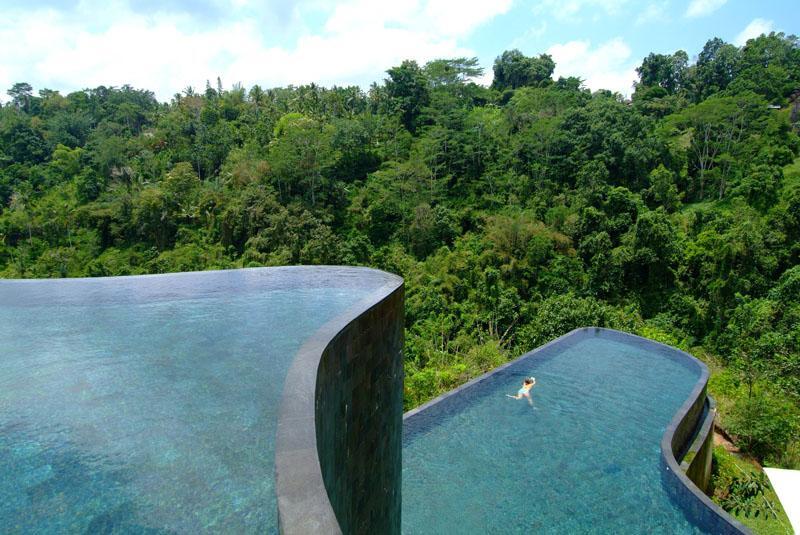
732,164,782,211
667,92,769,200
693,38,740,100
646,165,682,212
424,57,483,87
50,144,84,182
491,50,555,91
6,83,34,112
635,51,689,94
267,114,334,206
385,60,430,133
731,32,800,102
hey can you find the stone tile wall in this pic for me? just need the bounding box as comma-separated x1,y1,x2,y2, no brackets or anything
315,286,404,534
662,374,750,534
681,397,716,494
274,270,403,535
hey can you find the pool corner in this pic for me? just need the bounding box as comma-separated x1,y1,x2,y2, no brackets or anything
274,268,404,534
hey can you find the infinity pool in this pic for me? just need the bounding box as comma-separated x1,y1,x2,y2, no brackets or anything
402,329,708,534
0,269,373,533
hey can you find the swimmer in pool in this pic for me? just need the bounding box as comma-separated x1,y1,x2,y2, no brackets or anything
507,377,535,405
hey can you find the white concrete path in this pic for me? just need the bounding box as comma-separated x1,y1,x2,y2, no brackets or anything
764,467,800,534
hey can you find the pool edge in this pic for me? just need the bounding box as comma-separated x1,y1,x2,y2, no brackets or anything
275,267,404,535
402,326,751,534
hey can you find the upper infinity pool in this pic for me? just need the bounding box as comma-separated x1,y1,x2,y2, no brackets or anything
402,329,710,534
0,268,379,533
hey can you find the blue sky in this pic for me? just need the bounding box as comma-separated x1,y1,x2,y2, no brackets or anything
0,0,797,102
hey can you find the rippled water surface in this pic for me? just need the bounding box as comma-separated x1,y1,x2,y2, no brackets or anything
0,271,370,533
402,332,708,534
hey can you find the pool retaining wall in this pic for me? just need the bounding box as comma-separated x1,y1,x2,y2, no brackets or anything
275,269,403,535
661,366,750,534
680,397,716,494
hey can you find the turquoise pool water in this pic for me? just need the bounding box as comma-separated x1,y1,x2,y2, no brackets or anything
0,270,370,533
402,331,708,534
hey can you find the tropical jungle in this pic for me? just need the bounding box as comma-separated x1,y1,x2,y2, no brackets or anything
1,31,798,533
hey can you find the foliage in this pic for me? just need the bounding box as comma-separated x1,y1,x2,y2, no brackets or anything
635,51,689,94
727,392,800,464
710,447,793,534
720,470,773,519
1,32,799,468
491,50,555,91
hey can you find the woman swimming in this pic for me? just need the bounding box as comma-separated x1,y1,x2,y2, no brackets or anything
507,377,535,405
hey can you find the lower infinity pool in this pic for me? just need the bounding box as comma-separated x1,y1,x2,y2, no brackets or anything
0,268,372,533
402,329,707,534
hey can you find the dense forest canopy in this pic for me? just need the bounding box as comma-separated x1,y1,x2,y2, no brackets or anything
1,33,799,477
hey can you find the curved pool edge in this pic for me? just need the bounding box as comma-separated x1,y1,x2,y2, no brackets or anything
0,265,405,533
680,396,716,493
402,327,751,534
274,267,404,535
596,329,750,534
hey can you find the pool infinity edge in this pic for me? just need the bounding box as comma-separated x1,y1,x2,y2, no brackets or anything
402,327,751,535
274,266,404,535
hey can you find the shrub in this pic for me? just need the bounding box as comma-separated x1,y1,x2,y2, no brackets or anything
727,391,800,463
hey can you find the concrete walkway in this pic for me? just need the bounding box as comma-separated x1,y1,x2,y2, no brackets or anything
764,467,800,533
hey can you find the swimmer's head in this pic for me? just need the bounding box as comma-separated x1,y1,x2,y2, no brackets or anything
524,377,534,385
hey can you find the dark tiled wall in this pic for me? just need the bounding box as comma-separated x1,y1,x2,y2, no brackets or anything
315,286,404,534
685,423,714,493
665,393,750,534
669,384,708,460
681,398,716,494
661,456,750,535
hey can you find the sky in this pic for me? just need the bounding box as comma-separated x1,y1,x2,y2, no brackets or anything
0,0,797,103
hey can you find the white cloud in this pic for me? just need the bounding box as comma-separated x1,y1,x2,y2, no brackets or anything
635,3,668,26
547,38,638,96
685,0,726,18
474,69,496,88
509,21,549,49
424,0,514,37
0,0,511,102
324,0,512,38
534,0,629,21
735,18,774,46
